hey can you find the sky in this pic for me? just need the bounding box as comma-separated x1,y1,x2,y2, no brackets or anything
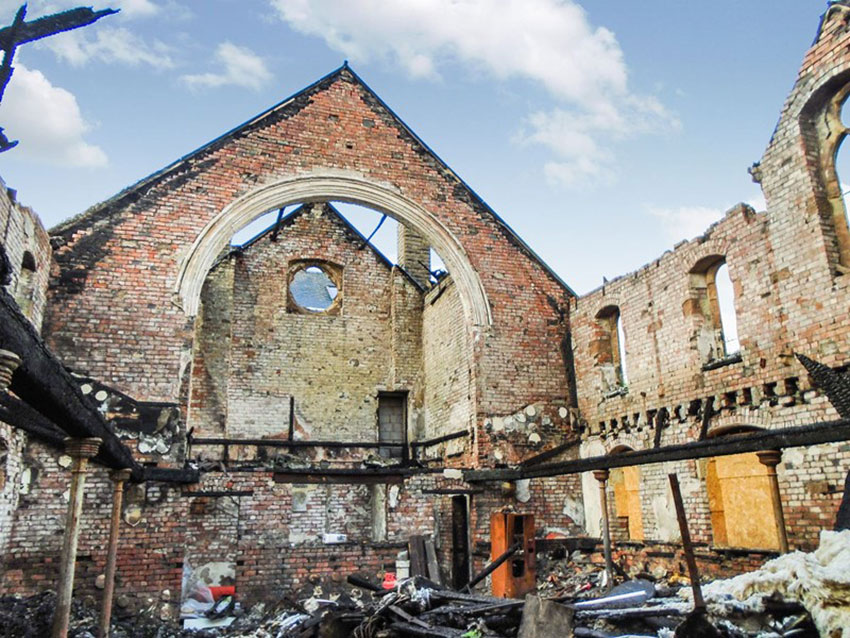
0,0,830,295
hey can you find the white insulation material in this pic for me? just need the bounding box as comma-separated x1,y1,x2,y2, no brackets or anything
685,530,850,638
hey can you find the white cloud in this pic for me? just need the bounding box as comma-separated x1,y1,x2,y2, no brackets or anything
269,0,676,188
181,42,273,91
648,206,724,243
44,26,175,68
0,64,107,167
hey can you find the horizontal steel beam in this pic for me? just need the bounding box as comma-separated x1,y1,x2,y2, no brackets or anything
464,418,850,482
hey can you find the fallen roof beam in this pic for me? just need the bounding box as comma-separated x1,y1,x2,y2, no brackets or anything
464,418,850,482
0,288,142,478
0,393,67,447
143,466,200,484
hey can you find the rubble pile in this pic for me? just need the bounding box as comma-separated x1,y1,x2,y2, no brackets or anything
684,530,850,638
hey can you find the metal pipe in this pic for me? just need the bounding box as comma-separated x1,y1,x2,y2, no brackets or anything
98,468,131,638
593,469,613,586
52,437,101,638
757,450,789,553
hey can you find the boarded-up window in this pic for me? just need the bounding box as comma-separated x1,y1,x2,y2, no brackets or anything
378,393,407,460
611,465,644,541
707,452,779,550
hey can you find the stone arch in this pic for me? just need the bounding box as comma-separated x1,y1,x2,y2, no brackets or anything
175,173,492,326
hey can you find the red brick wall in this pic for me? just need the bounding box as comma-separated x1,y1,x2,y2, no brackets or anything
44,68,573,455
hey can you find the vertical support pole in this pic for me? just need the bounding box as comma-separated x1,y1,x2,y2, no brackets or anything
52,437,101,638
757,449,789,553
668,473,705,610
98,468,132,638
593,469,613,586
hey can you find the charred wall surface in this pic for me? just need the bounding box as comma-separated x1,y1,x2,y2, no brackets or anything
0,181,52,563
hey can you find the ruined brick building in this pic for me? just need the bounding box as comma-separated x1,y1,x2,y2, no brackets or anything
2,1,850,620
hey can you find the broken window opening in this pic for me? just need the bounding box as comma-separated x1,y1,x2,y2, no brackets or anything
14,250,36,318
689,256,739,363
289,263,341,314
593,305,628,392
808,81,850,271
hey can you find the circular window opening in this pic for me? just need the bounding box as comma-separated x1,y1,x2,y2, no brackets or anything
290,265,339,312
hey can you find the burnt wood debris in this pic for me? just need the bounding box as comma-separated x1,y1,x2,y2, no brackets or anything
2,2,850,637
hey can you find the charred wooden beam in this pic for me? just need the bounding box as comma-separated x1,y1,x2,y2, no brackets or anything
272,468,413,484
0,288,143,479
192,436,404,449
797,352,850,418
182,490,253,498
0,392,67,447
519,440,577,467
410,429,469,448
142,466,200,484
464,542,520,592
0,6,119,50
465,417,850,481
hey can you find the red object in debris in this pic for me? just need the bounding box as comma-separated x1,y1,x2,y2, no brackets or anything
382,573,397,589
209,586,236,600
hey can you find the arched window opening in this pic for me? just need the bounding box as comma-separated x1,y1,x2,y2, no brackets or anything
593,306,627,393
705,427,779,550
837,135,850,234
608,446,643,541
809,82,850,271
15,251,36,318
714,263,739,355
688,256,738,363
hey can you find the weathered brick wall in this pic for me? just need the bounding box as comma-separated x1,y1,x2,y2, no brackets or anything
0,178,52,330
0,180,52,562
0,425,26,560
0,441,186,613
44,68,573,461
422,278,474,453
187,203,423,444
572,6,850,553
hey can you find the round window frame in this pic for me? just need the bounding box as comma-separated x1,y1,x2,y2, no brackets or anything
287,260,343,315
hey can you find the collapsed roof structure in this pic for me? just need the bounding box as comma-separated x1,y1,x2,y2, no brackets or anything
2,3,850,637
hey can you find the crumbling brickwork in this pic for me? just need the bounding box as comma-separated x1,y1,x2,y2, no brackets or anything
189,203,423,446
0,180,52,562
573,5,850,564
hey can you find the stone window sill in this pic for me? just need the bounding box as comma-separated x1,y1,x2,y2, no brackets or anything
701,352,742,372
602,385,629,400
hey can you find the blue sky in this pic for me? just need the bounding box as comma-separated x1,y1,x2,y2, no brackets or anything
0,0,827,294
